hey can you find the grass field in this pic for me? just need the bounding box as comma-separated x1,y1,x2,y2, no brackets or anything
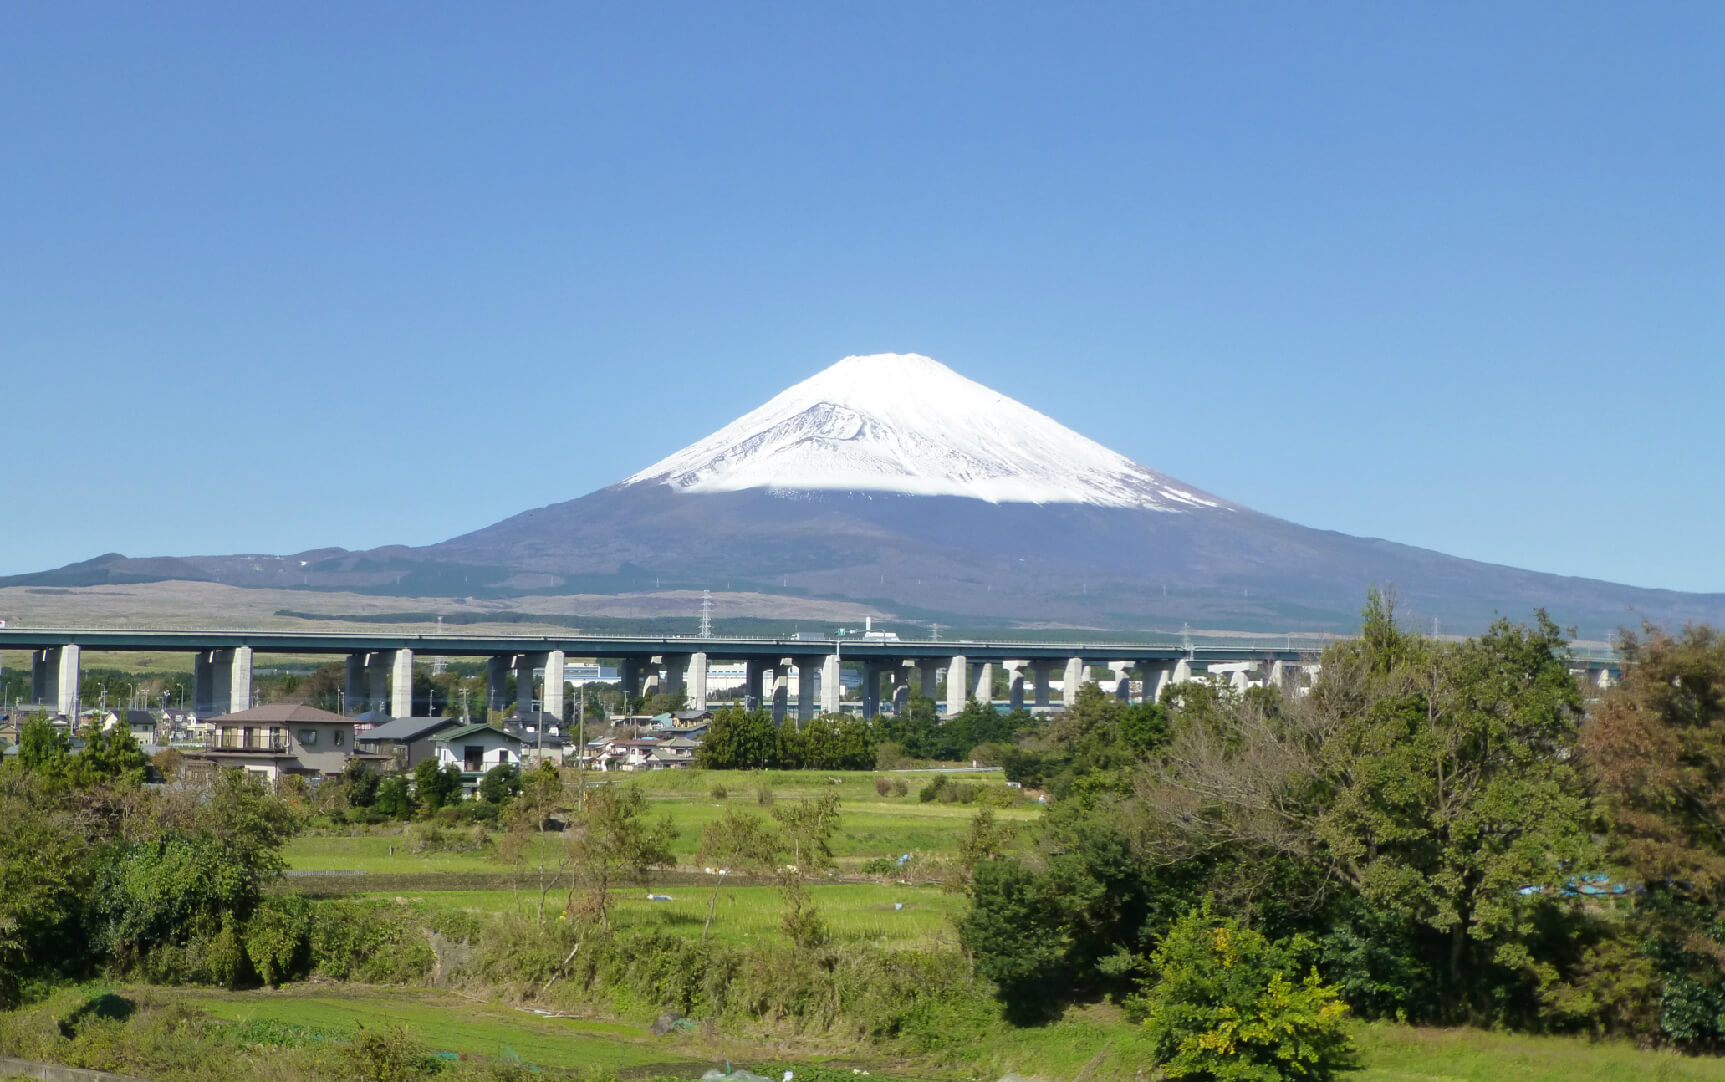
158,985,1725,1082
366,881,966,950
284,769,1037,875
172,986,714,1074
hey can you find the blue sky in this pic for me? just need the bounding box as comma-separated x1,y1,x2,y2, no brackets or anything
3,3,1720,592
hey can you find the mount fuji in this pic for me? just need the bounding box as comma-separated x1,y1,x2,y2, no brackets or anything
14,353,1725,634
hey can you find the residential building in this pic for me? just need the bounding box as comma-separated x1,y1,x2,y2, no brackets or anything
185,704,386,782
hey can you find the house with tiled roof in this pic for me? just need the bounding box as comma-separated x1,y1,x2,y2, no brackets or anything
185,704,387,781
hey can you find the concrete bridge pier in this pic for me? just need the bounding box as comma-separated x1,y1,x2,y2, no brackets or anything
192,651,216,715
1063,657,1086,707
1109,661,1132,702
620,658,645,708
207,646,253,714
770,660,791,726
796,661,817,725
485,656,510,716
861,661,884,719
661,654,689,702
366,649,412,718
1005,662,1026,711
542,651,565,720
684,652,709,711
1141,661,1176,704
973,661,994,707
891,666,911,715
744,658,766,713
31,646,80,716
946,655,968,716
819,654,841,715
1031,663,1053,710
917,660,940,703
1173,658,1194,684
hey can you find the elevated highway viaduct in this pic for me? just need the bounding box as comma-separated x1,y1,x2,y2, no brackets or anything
0,628,1619,726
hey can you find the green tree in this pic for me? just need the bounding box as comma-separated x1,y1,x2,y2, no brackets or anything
1582,625,1725,1046
70,722,148,788
479,762,523,805
784,712,875,769
1141,593,1594,1020
565,783,675,929
0,771,88,1006
412,759,462,813
14,715,70,783
1136,904,1352,1082
770,794,841,947
343,759,381,807
376,774,415,820
696,706,782,769
694,807,780,940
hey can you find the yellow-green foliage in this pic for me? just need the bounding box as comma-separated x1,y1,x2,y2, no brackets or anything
1136,906,1352,1082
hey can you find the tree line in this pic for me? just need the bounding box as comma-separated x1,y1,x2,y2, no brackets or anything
959,592,1725,1056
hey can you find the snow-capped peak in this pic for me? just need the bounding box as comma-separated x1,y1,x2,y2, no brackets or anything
622,353,1227,511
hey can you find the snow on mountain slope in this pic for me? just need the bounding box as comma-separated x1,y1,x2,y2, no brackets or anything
624,353,1228,511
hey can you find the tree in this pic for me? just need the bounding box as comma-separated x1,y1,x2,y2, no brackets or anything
499,763,571,924
71,722,148,789
565,783,675,929
770,794,841,947
479,762,523,805
695,808,780,940
376,775,416,820
1135,903,1352,1082
1582,625,1725,1047
413,759,462,813
783,713,875,769
1140,593,1595,1019
13,715,70,783
0,771,87,1006
343,759,381,808
696,706,782,769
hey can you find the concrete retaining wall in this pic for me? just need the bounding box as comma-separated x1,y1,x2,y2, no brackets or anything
0,1055,152,1082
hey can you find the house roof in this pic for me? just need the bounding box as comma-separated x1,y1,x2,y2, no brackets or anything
206,704,351,725
434,722,526,745
361,716,466,743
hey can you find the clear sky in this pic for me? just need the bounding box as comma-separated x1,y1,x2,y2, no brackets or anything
3,3,1720,592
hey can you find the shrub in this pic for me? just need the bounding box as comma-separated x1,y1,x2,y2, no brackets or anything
344,1023,433,1082
890,778,908,798
919,775,950,803
1135,904,1352,1081
874,777,892,797
244,895,312,987
875,742,910,770
710,783,729,801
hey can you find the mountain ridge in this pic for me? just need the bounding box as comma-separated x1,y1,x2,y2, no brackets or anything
7,352,1724,636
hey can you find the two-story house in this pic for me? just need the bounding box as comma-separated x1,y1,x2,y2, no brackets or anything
433,723,526,789
187,704,386,781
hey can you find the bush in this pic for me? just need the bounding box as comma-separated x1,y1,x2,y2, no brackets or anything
890,778,908,798
919,775,950,803
244,896,312,987
1134,904,1352,1081
710,783,729,801
344,1023,433,1082
874,777,892,797
875,742,911,770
